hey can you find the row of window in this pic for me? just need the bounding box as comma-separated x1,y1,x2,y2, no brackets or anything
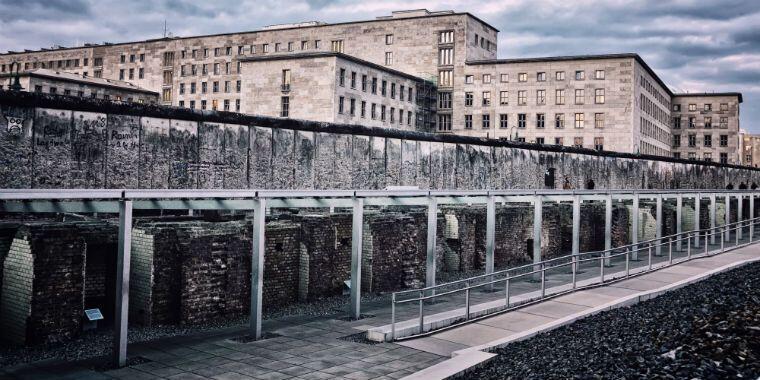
2,57,103,72
673,151,729,164
639,141,670,158
673,116,729,129
437,112,606,131
118,67,145,81
673,103,730,112
472,32,495,52
440,88,606,108
336,96,414,126
336,68,415,102
33,85,148,103
178,80,242,95
639,75,670,110
640,93,669,126
640,117,671,146
672,134,729,148
178,98,240,112
464,69,605,85
178,61,239,77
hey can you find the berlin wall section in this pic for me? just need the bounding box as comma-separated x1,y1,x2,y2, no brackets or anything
2,91,760,190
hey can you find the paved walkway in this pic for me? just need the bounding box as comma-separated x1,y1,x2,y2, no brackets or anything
402,243,760,379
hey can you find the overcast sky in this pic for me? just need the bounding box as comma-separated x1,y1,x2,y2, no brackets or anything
1,0,758,132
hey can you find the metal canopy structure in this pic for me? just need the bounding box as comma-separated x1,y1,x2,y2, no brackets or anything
0,188,756,367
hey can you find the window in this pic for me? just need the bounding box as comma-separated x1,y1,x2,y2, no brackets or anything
224,81,231,93
720,117,728,128
595,88,605,104
408,111,413,126
518,90,527,105
465,92,473,106
704,103,712,112
129,68,134,80
537,72,546,82
720,153,728,164
500,74,508,83
439,30,454,43
350,98,356,116
163,51,174,66
499,114,508,129
720,103,729,111
573,137,583,148
214,47,221,56
536,137,545,145
371,77,377,94
482,114,490,129
688,152,696,160
381,105,386,121
274,43,281,52
385,52,393,65
704,134,712,147
381,80,387,96
518,73,527,82
223,99,230,111
720,135,728,147
555,137,564,146
575,89,585,104
673,135,681,147
704,117,712,129
688,103,697,111
465,75,474,84
361,75,367,91
673,117,681,129
190,82,196,94
391,83,396,99
286,42,293,52
281,96,289,117
179,83,185,95
202,64,208,75
574,113,584,128
555,89,565,105
314,40,321,49
704,153,712,162
119,69,125,80
371,103,377,119
236,80,241,92
689,117,696,128
189,100,195,109
262,44,269,53
575,70,585,80
438,92,452,109
688,134,696,147
339,68,345,87
673,152,680,159
536,113,545,129
438,114,452,131
360,101,366,118
500,91,508,105
400,85,405,101
536,89,546,105
338,96,345,114
594,113,604,129
301,41,308,50
673,104,681,111
594,70,605,80
594,137,604,151
202,82,207,93
225,62,231,74
438,70,453,87
555,113,565,129
482,91,491,106
555,71,565,81
213,63,220,75
34,85,42,93
518,113,527,128
331,40,344,53
120,55,126,63
213,81,219,93
162,88,171,102
350,72,356,89
483,74,491,84
464,114,473,129
386,34,394,45
408,87,413,102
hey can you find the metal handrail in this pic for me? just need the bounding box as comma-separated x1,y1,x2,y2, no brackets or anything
389,216,760,340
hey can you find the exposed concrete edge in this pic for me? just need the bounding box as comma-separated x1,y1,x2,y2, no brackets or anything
403,250,760,380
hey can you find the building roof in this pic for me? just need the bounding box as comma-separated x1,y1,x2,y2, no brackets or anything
0,10,497,56
466,53,675,97
239,52,430,83
0,68,158,95
672,92,743,103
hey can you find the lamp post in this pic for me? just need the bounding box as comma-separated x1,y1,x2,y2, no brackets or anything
509,126,519,141
8,61,23,91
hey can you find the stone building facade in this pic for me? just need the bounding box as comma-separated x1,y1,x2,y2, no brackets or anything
671,93,743,164
740,130,760,168
1,69,158,103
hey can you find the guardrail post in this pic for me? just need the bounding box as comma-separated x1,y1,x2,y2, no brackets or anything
676,194,683,251
485,195,495,291
725,194,731,242
632,193,639,260
572,194,581,274
694,193,701,249
465,280,471,321
625,247,630,277
532,195,543,279
418,290,424,334
113,200,132,368
655,194,663,257
350,197,364,320
391,293,396,341
687,233,691,259
505,277,511,308
540,262,546,297
710,193,717,245
604,194,612,266
737,195,743,241
599,254,605,283
426,196,437,293
648,245,652,270
250,197,266,339
751,195,755,241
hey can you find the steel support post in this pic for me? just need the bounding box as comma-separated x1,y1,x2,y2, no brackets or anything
655,194,663,257
425,196,437,291
725,194,731,242
737,195,743,241
533,195,543,279
604,194,612,266
572,195,581,272
485,196,496,291
349,197,364,320
751,195,755,240
676,194,683,251
632,193,639,260
710,194,717,245
694,194,701,249
113,200,133,368
250,197,266,339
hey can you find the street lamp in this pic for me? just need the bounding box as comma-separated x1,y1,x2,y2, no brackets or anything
7,61,23,91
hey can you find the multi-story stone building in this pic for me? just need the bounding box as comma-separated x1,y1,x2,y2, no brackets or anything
740,129,760,167
671,93,742,164
0,68,158,103
0,9,744,161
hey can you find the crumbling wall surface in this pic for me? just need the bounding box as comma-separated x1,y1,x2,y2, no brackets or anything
0,223,85,345
298,214,352,300
363,213,426,293
76,222,118,321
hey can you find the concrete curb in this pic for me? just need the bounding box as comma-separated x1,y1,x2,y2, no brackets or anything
401,249,760,380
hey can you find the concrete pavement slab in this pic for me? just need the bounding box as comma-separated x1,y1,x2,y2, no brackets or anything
396,337,469,357
430,323,514,346
518,300,590,319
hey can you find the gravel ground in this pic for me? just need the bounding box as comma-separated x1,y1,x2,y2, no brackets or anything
469,261,760,379
0,292,390,367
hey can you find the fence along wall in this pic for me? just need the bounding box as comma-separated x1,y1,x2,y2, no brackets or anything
1,90,759,190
